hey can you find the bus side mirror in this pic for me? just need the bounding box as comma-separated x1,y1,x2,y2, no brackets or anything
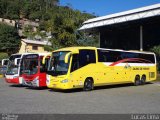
2,59,9,66
65,52,71,64
14,58,21,66
42,53,51,64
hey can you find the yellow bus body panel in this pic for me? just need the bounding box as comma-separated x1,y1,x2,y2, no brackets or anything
47,47,157,90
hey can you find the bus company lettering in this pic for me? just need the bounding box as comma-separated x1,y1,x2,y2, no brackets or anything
133,67,150,70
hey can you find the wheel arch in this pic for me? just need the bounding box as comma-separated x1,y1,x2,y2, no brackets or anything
85,77,94,83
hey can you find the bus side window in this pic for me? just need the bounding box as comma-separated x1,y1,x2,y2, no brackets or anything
79,50,96,67
71,54,79,72
103,55,107,62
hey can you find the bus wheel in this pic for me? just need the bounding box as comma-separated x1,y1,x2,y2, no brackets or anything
134,75,140,86
83,78,94,91
141,75,146,85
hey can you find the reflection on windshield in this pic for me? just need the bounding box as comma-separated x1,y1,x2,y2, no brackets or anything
48,51,70,76
6,61,18,75
21,55,38,75
6,55,21,75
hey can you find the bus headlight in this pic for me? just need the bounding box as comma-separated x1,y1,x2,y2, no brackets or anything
61,79,68,83
46,75,50,86
13,76,18,78
32,76,39,86
33,76,39,81
19,77,24,84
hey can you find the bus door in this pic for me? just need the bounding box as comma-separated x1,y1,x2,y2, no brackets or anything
70,50,96,87
70,54,81,87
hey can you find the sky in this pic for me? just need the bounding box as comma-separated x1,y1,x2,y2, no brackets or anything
60,0,160,16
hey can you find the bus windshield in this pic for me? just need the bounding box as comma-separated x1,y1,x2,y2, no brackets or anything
22,54,39,75
48,51,70,76
6,55,21,75
6,62,19,75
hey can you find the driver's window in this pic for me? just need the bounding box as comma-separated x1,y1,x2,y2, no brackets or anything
71,54,79,72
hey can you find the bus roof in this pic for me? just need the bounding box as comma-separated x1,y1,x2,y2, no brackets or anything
11,53,51,57
26,53,51,56
11,53,34,56
98,48,155,55
52,46,155,55
11,53,22,56
53,47,96,53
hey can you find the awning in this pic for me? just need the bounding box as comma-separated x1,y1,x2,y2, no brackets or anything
79,3,160,30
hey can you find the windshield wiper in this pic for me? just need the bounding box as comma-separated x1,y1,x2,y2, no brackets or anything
6,73,14,75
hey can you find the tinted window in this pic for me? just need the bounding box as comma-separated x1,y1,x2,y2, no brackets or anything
138,54,155,63
71,54,79,72
79,50,96,67
98,50,120,62
70,50,96,73
98,49,155,63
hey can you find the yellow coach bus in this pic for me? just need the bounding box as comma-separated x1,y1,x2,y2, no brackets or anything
46,47,157,91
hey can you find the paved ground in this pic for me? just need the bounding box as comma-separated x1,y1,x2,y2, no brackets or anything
0,78,160,114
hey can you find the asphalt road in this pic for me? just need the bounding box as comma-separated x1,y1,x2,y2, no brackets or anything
0,78,160,114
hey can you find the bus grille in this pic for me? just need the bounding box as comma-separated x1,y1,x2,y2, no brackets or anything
149,72,155,78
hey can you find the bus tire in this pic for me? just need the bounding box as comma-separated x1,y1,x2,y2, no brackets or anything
134,75,140,86
141,75,146,85
83,78,94,91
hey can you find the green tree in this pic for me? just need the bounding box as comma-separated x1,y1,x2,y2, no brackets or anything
0,23,20,55
0,0,96,51
150,45,160,72
0,52,8,60
150,45,160,57
0,0,20,19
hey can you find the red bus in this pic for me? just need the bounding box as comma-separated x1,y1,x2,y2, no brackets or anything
21,53,50,87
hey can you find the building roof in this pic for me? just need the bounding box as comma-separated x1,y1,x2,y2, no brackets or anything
22,39,52,46
79,3,160,30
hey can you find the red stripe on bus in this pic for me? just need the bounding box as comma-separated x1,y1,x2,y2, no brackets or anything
109,58,152,66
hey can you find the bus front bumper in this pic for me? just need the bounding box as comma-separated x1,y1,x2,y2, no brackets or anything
24,79,39,87
5,75,19,84
47,82,74,90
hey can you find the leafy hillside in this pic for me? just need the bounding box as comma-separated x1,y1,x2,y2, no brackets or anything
0,23,20,54
0,0,98,50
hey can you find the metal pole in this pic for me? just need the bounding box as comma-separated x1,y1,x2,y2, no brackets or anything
140,25,143,51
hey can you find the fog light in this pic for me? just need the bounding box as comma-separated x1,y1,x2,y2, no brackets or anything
61,79,68,83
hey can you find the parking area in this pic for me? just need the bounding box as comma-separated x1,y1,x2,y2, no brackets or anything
0,78,160,114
